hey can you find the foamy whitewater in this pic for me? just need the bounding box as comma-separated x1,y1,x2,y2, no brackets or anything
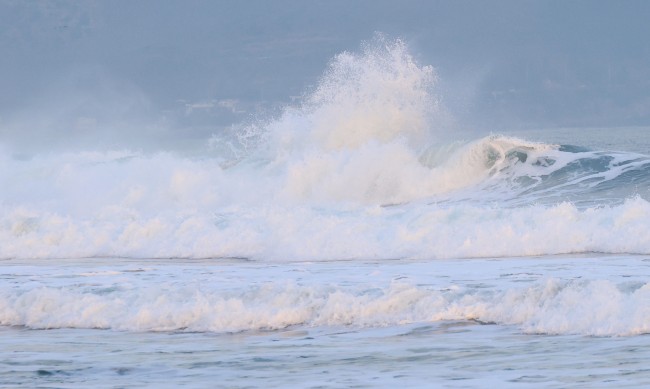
2,38,650,387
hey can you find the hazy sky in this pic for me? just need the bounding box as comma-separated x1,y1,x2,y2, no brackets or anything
1,0,649,151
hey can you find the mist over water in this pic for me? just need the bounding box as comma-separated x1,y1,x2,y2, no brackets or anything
3,1,650,154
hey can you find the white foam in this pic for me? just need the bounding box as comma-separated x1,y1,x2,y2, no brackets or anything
2,278,649,336
1,196,650,260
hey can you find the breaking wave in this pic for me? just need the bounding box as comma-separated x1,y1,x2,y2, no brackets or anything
1,37,649,260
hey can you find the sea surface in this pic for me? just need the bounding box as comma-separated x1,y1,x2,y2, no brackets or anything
2,39,650,388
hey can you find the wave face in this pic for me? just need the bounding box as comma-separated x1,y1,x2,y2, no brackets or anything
1,37,650,260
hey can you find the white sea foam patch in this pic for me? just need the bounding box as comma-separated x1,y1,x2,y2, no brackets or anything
1,197,649,260
2,279,649,336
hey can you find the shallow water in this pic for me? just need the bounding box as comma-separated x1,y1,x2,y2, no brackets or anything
5,321,650,388
3,255,650,387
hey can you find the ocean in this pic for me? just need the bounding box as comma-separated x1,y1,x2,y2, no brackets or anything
2,38,650,388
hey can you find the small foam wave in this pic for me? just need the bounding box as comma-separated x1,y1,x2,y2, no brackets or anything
2,278,649,336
